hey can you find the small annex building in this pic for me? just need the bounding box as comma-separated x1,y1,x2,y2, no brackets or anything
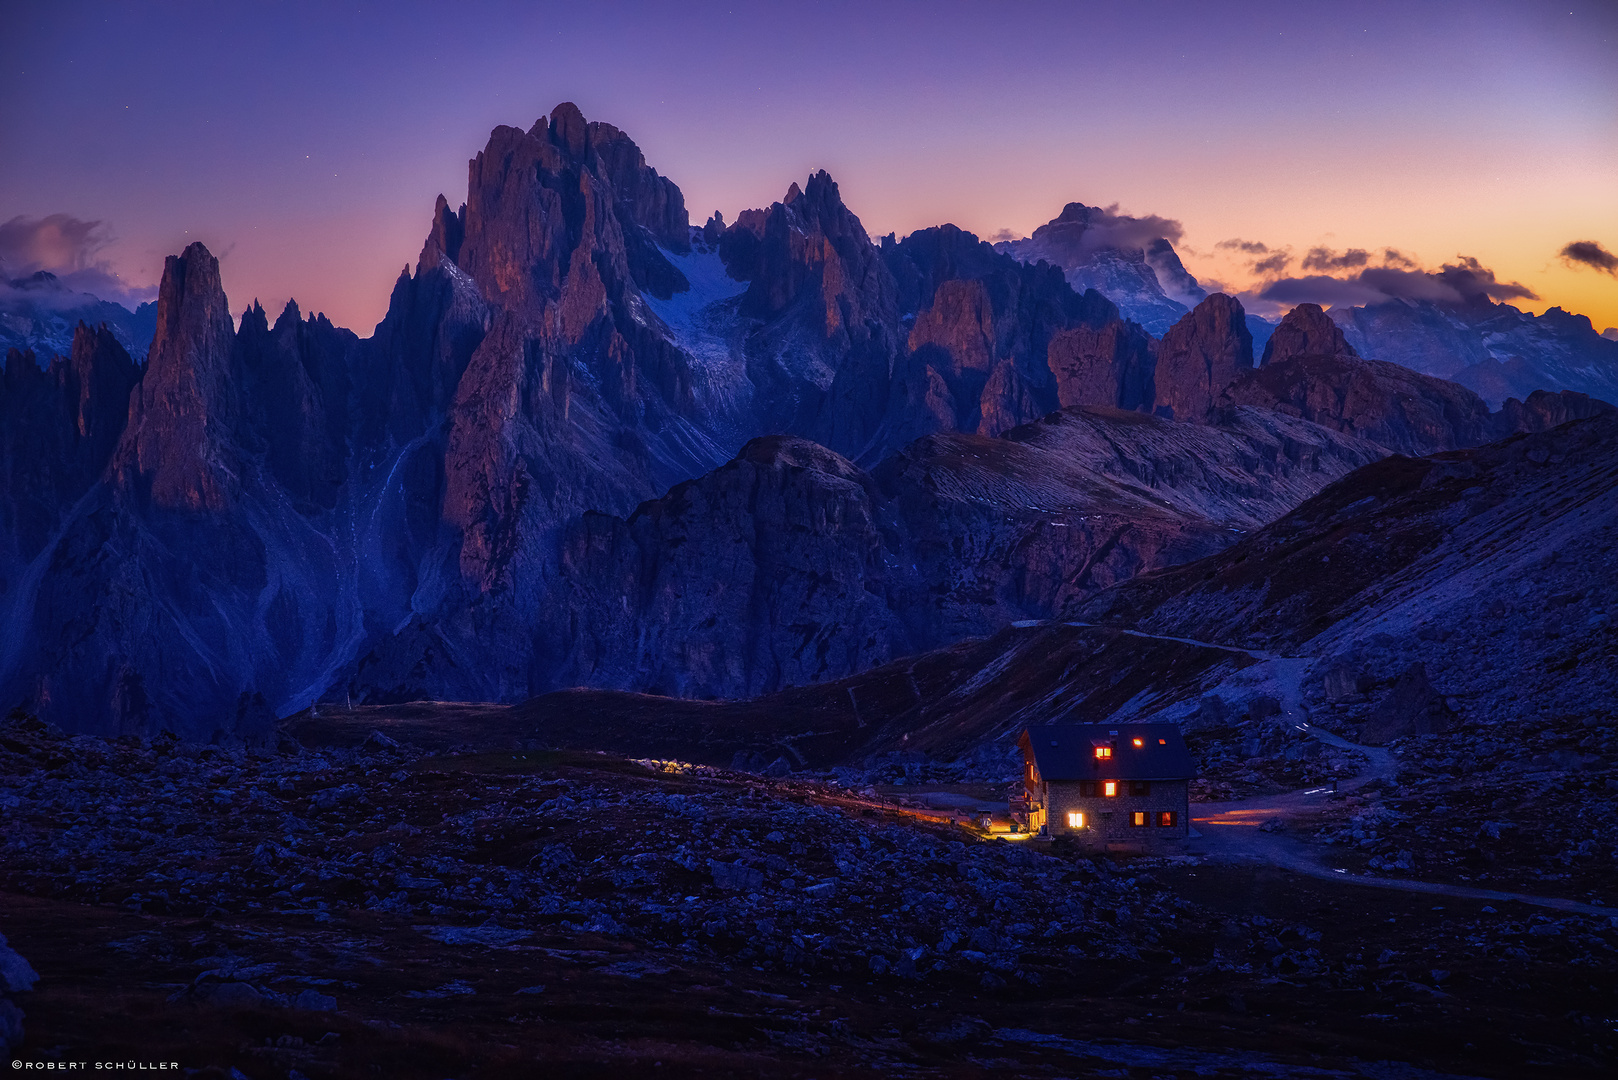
1014,724,1195,845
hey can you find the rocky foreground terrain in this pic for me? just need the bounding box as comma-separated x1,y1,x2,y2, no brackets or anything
2,709,1616,1077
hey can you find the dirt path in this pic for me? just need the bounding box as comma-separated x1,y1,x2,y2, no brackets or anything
1058,620,1284,661
1052,623,1614,918
1191,726,1614,918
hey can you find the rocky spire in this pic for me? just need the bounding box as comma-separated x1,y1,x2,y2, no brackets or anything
1154,294,1254,420
1261,303,1355,365
417,194,466,275
117,242,241,511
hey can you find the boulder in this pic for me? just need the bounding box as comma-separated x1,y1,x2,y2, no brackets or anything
0,933,38,993
1361,662,1457,744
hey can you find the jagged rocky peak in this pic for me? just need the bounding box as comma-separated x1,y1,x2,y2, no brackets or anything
418,194,466,274
533,100,689,254
724,169,896,333
701,211,726,246
236,293,356,513
1261,303,1356,365
1018,202,1115,263
456,102,691,316
1144,237,1206,305
117,241,242,511
1153,293,1254,421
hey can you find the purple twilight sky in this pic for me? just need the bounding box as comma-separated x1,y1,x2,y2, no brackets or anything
2,0,1615,331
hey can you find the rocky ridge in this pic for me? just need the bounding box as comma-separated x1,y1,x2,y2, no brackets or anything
0,270,156,363
1333,293,1618,408
1,102,1611,738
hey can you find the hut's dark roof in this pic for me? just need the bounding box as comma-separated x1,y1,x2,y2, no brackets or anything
1018,724,1195,781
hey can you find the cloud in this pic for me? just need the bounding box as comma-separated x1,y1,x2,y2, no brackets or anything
0,213,155,309
1432,256,1537,302
1255,257,1537,309
1216,237,1296,275
1560,239,1618,275
1252,251,1292,276
1301,246,1370,272
1216,238,1273,255
1092,203,1183,248
1381,248,1418,269
986,228,1021,244
1256,274,1391,308
1051,203,1184,255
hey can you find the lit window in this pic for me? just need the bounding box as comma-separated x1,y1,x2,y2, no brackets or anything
1093,746,1112,759
1131,811,1147,827
1067,811,1085,828
1158,738,1167,745
1158,810,1177,827
1103,781,1117,797
1132,737,1143,747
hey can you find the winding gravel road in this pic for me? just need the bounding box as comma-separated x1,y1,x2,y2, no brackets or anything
1059,620,1615,919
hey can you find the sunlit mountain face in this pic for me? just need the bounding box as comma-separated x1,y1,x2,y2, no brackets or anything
2,3,1615,1073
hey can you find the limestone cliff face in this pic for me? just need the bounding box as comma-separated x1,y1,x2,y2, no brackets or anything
1219,353,1500,456
879,224,1115,443
1260,302,1355,366
433,105,716,589
4,242,372,743
237,300,358,515
0,326,138,557
117,243,240,511
1492,388,1615,435
1047,319,1156,412
1152,294,1253,420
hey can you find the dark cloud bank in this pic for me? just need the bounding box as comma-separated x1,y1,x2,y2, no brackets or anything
1250,248,1537,311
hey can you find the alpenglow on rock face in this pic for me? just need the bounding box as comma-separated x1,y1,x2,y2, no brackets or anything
0,103,1609,739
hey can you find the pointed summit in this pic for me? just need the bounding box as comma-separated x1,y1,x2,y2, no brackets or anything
118,242,242,510
417,194,465,275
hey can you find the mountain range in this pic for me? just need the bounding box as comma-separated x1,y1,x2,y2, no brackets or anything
1,102,1612,741
1332,293,1618,408
0,270,157,362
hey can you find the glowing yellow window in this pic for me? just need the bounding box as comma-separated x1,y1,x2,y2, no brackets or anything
1132,737,1143,747
1103,781,1117,797
1094,746,1112,759
1132,811,1147,827
1067,811,1085,828
1158,738,1167,745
